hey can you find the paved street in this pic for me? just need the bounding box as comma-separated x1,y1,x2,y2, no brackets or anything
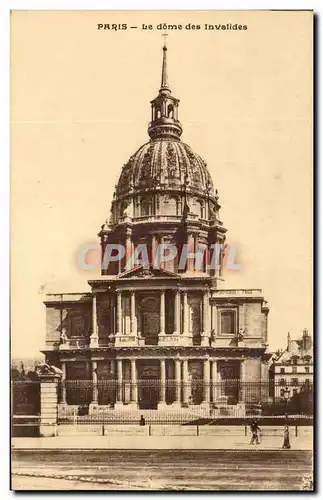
12,449,313,491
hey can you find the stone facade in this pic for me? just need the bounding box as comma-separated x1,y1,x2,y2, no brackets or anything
42,44,270,416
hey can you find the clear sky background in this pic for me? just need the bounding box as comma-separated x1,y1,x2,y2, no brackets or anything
11,10,313,358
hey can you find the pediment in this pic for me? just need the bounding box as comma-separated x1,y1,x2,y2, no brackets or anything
118,265,180,279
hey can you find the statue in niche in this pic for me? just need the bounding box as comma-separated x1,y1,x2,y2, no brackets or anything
59,327,69,349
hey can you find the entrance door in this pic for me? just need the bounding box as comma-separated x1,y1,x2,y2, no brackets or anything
220,363,240,404
137,361,160,409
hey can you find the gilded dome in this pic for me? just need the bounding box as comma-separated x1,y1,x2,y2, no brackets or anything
116,139,214,198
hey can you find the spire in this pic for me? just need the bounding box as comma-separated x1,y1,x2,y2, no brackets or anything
160,39,170,92
148,40,183,141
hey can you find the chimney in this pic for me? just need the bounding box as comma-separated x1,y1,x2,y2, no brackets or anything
302,328,311,351
287,332,291,352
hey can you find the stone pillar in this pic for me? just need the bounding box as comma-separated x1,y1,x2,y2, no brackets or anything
130,359,138,406
125,234,132,271
201,290,210,346
187,234,195,272
173,290,180,335
91,360,98,404
211,359,218,402
130,290,137,335
116,359,123,407
158,359,167,409
202,358,210,404
60,361,67,404
152,235,158,267
159,290,165,335
211,302,218,334
90,293,98,347
174,358,181,407
116,291,122,336
182,359,190,405
37,366,62,437
240,359,246,402
182,291,189,336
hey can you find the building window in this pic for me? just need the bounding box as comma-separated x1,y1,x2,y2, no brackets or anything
292,366,297,373
291,378,298,386
293,359,298,365
280,389,285,397
305,378,310,384
280,367,285,374
279,378,285,386
220,311,236,335
305,366,310,373
293,389,298,397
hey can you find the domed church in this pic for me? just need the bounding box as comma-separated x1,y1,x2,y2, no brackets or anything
43,43,270,418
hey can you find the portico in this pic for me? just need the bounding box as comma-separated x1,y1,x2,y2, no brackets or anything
59,353,249,411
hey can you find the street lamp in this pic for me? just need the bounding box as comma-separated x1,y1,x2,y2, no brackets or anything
284,387,290,421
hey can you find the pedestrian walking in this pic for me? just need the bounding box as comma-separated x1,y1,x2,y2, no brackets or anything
282,425,291,449
250,420,260,445
139,415,146,426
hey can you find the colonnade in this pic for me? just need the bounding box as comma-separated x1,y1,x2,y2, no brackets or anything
90,288,212,343
60,358,246,407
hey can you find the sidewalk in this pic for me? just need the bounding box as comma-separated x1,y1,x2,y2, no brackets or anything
12,434,313,451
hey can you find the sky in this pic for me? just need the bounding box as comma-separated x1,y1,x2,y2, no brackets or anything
11,10,313,358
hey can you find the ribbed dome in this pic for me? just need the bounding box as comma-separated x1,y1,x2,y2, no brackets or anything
116,139,214,197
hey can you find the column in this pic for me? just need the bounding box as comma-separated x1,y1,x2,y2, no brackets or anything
130,359,138,405
159,236,165,269
116,359,123,406
173,291,180,335
202,291,209,335
211,359,218,402
174,358,181,406
130,291,137,335
211,302,218,334
182,291,189,336
203,358,210,404
187,234,195,272
240,359,246,402
125,235,132,271
110,359,116,404
182,359,190,405
91,360,98,404
116,291,122,336
91,293,98,347
159,290,165,335
60,361,67,404
200,290,209,347
152,235,158,267
159,359,166,407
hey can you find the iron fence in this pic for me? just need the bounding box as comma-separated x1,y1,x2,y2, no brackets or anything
11,379,313,427
57,379,313,421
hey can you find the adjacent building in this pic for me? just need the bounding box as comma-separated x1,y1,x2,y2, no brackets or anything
270,329,313,401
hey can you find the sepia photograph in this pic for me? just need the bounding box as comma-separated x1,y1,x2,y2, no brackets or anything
10,10,313,491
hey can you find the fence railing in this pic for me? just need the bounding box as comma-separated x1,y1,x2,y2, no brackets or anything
57,379,313,416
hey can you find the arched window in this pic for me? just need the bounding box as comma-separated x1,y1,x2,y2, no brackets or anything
167,104,174,118
155,105,161,119
141,197,153,217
